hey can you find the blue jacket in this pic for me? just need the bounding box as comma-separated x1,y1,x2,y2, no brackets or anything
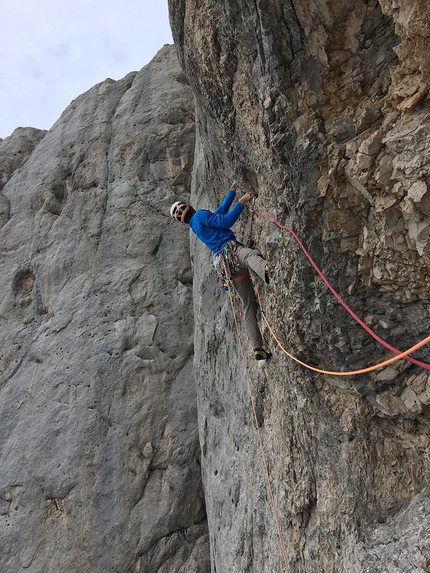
189,190,244,253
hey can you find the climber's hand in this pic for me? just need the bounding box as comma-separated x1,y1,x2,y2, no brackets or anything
230,181,237,192
239,192,257,205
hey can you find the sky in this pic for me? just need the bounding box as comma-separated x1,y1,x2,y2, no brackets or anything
0,0,173,139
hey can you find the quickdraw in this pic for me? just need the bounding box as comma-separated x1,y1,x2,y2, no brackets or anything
247,198,256,248
221,241,241,276
218,241,249,291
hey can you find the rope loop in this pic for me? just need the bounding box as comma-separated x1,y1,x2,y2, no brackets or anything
247,207,430,373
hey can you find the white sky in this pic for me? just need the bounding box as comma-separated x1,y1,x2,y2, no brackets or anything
0,0,173,139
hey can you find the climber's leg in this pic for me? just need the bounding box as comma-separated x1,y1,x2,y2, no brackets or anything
236,246,269,284
233,272,265,350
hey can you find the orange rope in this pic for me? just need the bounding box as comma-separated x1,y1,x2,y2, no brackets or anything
222,260,290,572
251,207,430,370
254,280,430,376
265,210,430,370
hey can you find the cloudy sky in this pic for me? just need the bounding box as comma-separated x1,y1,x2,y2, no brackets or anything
0,0,173,139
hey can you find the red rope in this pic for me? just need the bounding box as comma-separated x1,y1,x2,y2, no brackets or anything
253,208,430,370
221,257,290,571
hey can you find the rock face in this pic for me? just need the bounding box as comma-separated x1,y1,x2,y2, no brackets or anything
2,3,430,571
169,1,430,572
0,127,47,190
0,127,47,227
0,46,209,573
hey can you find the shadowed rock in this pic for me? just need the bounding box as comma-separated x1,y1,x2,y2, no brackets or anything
170,1,430,571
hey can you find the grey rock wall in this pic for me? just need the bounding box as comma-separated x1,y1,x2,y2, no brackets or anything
0,127,47,190
0,127,47,227
169,1,430,572
0,46,209,573
2,3,430,571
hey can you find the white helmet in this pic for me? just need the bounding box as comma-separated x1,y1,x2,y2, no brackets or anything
170,201,191,223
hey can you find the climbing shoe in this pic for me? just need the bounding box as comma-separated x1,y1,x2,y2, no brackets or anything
254,348,272,361
265,268,270,284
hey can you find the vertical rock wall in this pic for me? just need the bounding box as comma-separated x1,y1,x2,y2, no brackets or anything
169,1,430,571
0,46,209,573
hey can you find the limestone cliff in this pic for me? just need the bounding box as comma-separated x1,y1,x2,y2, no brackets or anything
0,127,47,226
0,46,208,573
169,0,430,572
2,2,430,572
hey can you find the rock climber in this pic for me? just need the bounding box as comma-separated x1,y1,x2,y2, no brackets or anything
170,182,272,361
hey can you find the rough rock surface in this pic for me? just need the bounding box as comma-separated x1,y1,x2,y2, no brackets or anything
169,1,430,571
0,127,47,226
0,127,47,189
0,46,209,573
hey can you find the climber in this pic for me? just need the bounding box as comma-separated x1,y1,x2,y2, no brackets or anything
170,182,272,361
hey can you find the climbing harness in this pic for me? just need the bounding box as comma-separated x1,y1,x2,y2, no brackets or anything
215,242,249,318
248,206,430,374
221,241,241,277
216,241,249,291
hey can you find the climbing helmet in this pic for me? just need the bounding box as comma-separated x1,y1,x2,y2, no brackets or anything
170,201,191,223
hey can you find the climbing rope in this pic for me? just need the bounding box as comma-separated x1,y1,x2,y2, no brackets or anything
222,258,290,573
254,277,430,375
214,199,430,572
250,206,430,372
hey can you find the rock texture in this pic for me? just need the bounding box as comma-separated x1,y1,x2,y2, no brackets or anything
2,2,430,571
0,127,47,189
0,46,209,573
0,127,47,227
169,1,430,571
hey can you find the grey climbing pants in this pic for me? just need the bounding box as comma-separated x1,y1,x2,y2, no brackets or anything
233,246,267,349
